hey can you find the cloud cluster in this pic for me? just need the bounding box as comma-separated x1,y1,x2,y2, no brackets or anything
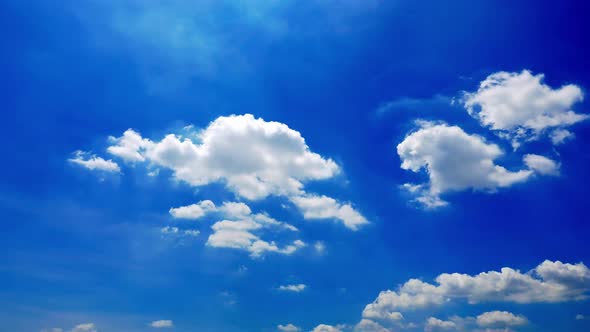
397,70,585,207
169,200,303,257
359,260,589,330
106,114,366,229
463,70,587,148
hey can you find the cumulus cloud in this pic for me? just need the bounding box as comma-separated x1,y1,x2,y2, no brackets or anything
397,122,534,207
169,200,216,219
523,154,560,176
576,314,586,320
150,320,174,328
290,194,368,230
362,260,590,321
278,323,301,332
425,317,457,331
311,324,344,332
463,70,587,147
69,151,120,173
106,114,366,229
476,311,527,328
278,284,307,292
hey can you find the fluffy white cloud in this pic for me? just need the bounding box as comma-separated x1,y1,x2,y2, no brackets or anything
576,314,586,320
69,151,120,173
108,114,338,199
397,122,534,207
311,324,344,332
150,320,174,328
476,311,527,328
425,317,457,331
362,260,590,320
463,70,587,147
278,284,307,292
290,195,368,230
169,200,216,219
71,323,97,332
523,154,560,176
107,129,152,162
278,323,301,332
106,114,366,229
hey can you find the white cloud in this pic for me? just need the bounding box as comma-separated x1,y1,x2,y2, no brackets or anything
207,219,304,257
397,122,533,207
354,319,390,332
169,200,216,219
109,114,338,199
290,194,368,230
362,260,590,320
311,324,344,332
550,128,575,145
278,323,301,332
476,311,528,328
106,114,366,228
107,129,152,162
71,323,97,332
425,317,457,331
463,70,587,147
150,320,174,328
69,151,120,173
576,314,586,320
168,199,303,257
278,284,307,292
523,154,560,176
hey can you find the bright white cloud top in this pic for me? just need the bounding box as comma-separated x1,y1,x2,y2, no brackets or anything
397,121,556,207
105,114,366,229
311,324,344,332
463,70,587,148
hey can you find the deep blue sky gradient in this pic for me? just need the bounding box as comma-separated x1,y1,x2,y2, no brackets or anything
1,1,590,331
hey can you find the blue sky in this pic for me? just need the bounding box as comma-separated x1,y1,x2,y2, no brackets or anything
1,1,590,332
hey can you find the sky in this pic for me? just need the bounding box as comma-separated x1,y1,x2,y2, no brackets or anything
1,1,590,332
